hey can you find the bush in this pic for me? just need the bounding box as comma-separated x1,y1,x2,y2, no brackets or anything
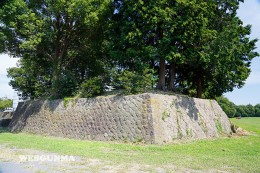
0,98,13,111
116,68,157,94
79,77,104,98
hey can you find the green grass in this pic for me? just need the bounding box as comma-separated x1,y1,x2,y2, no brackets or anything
0,118,260,172
230,117,260,135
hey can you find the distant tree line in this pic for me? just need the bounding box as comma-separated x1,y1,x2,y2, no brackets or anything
0,0,258,100
216,96,260,118
0,98,13,111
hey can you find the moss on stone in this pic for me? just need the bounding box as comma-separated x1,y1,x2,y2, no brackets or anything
215,118,223,133
162,109,170,121
198,112,208,134
176,116,183,139
170,99,175,108
186,128,193,137
63,97,76,108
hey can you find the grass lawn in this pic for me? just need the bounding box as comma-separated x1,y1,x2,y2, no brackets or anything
230,117,260,135
0,118,260,172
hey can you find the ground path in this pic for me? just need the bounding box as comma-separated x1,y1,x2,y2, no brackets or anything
0,144,221,173
0,144,167,173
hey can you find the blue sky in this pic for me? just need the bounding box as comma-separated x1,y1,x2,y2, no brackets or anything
0,0,260,105
224,0,260,105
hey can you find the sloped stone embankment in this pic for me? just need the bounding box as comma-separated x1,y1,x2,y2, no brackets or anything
9,93,232,144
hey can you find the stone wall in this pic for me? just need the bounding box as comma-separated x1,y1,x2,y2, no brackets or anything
150,94,231,143
0,112,12,127
9,93,232,144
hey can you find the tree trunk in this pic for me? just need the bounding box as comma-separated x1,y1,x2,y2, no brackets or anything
157,58,166,90
196,76,202,98
169,62,176,91
51,61,62,98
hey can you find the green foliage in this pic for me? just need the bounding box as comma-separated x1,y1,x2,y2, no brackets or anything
7,57,52,99
230,117,260,135
216,96,237,118
109,0,258,98
63,97,77,108
52,71,78,99
216,96,260,117
255,104,260,117
1,0,110,99
79,77,104,98
0,98,13,111
162,109,170,121
235,104,259,117
115,68,157,94
1,0,259,100
215,118,223,133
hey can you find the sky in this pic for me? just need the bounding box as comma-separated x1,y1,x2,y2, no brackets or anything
224,0,260,105
0,54,18,99
0,0,260,105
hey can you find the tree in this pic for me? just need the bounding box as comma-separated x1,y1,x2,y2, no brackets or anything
254,104,260,117
108,0,174,89
7,54,52,99
216,96,260,118
246,104,255,117
1,0,110,98
108,0,258,98
0,98,13,111
216,96,237,118
176,0,259,98
235,105,247,117
1,0,258,100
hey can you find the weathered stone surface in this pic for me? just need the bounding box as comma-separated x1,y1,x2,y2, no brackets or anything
9,93,232,144
0,112,13,127
150,94,231,143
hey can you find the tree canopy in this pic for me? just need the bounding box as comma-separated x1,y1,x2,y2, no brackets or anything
1,0,110,99
0,98,13,111
216,96,260,118
0,0,258,99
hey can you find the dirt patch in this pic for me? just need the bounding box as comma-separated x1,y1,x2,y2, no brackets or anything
231,123,251,136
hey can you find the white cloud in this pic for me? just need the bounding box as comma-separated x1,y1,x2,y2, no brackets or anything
0,54,19,99
0,82,14,98
0,54,19,74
